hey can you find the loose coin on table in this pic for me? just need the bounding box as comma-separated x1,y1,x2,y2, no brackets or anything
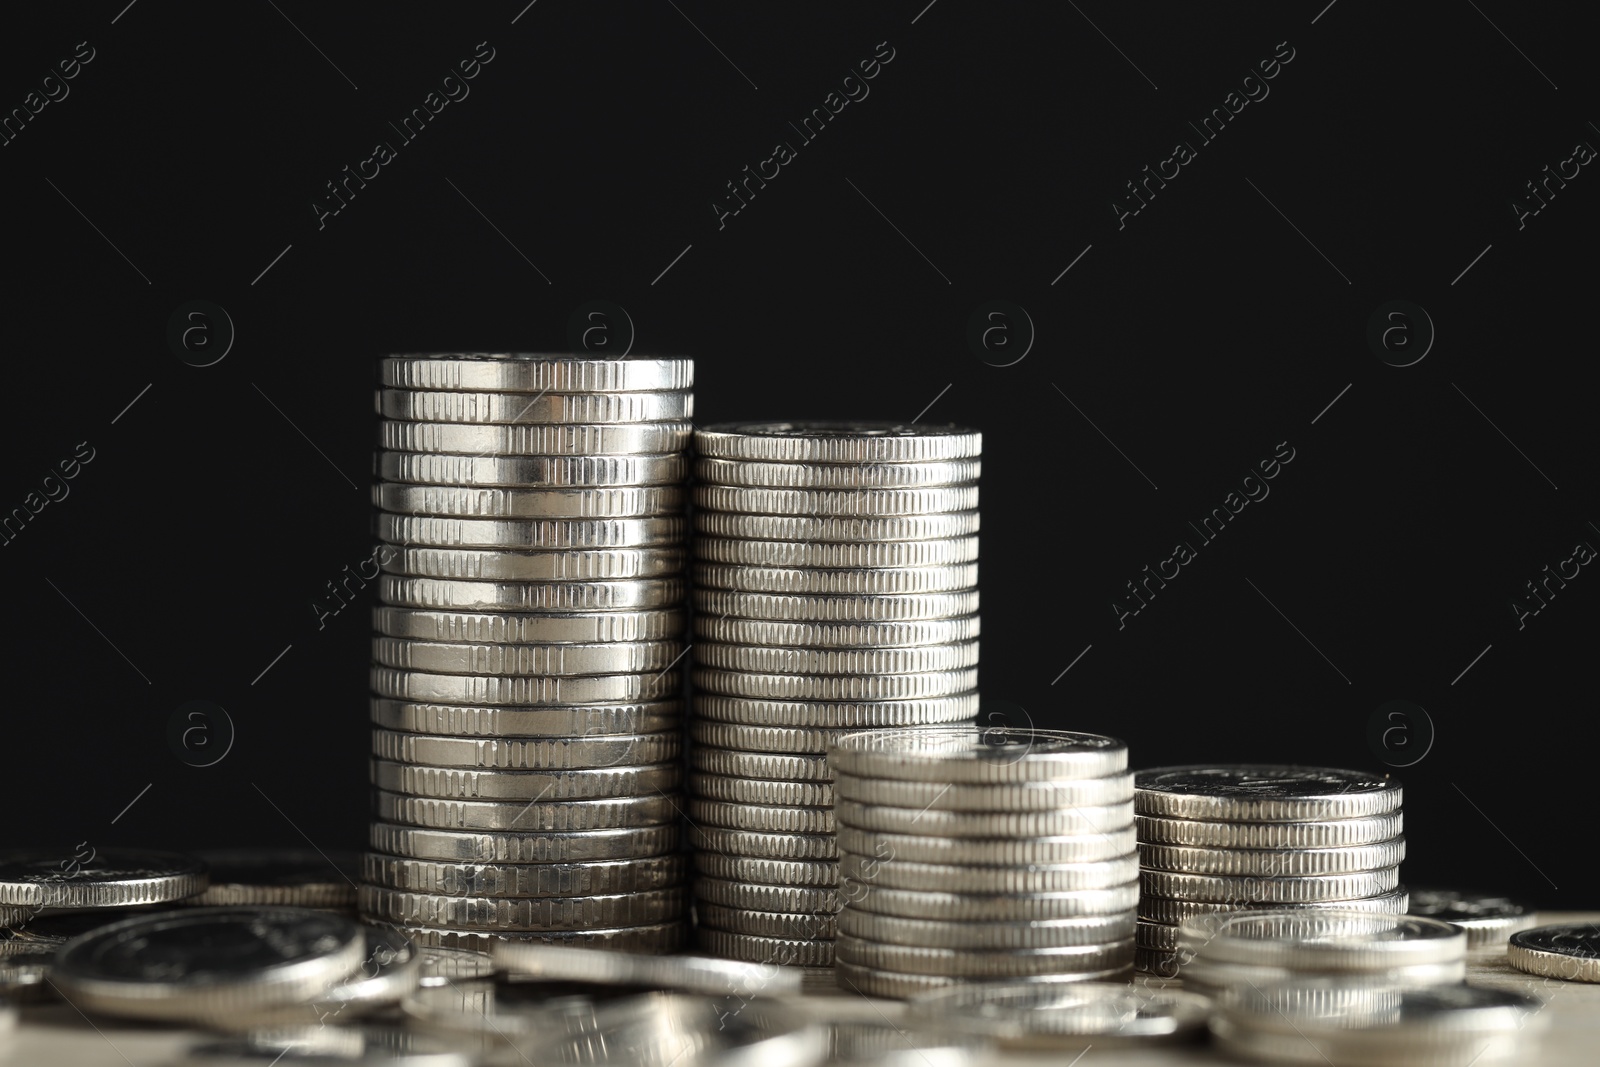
1408,888,1538,950
907,981,1212,1049
492,940,802,997
1507,924,1600,982
184,848,360,908
0,847,207,909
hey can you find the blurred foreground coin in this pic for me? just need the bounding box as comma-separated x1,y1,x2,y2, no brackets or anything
907,980,1210,1049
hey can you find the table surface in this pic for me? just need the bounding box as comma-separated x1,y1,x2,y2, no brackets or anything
12,911,1598,1066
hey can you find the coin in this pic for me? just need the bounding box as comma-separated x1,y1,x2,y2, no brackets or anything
692,854,838,888
370,699,681,738
693,667,977,702
830,726,1128,783
379,451,688,487
1134,812,1404,849
372,730,680,770
694,614,980,649
490,940,802,997
363,854,686,898
851,884,1139,923
694,511,981,543
377,576,684,612
372,607,685,644
1507,924,1600,982
690,721,861,755
1138,838,1407,877
1178,910,1465,970
373,791,678,831
836,774,1133,812
376,513,685,549
235,926,423,1028
1136,919,1179,951
1134,766,1403,822
375,483,684,520
838,854,1140,895
0,943,55,1003
693,640,980,675
694,422,981,463
690,748,832,782
835,800,1133,839
370,760,681,800
0,847,207,909
184,1027,472,1065
51,907,366,1020
359,886,687,931
694,589,978,622
369,823,678,863
688,827,838,861
370,668,679,706
381,545,685,581
398,921,687,954
381,355,693,393
1138,889,1410,926
835,934,1133,978
697,930,835,967
826,1021,992,1066
694,694,977,729
694,877,839,914
837,911,1135,950
838,827,1136,866
1143,868,1401,905
908,981,1212,1049
1407,889,1538,950
691,773,835,807
378,389,692,424
688,800,834,835
698,903,836,940
182,848,359,908
373,638,683,676
694,456,981,489
694,484,979,517
380,420,692,456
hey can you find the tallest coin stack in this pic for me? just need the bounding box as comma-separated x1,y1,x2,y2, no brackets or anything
360,354,694,953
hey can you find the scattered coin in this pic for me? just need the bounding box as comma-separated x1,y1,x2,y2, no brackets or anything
907,980,1212,1049
0,847,207,909
1507,924,1600,982
183,848,359,909
1407,888,1537,950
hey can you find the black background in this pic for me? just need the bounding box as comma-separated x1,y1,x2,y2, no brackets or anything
2,3,1592,908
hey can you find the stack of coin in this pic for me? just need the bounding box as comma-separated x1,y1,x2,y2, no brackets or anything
687,422,983,967
828,726,1138,997
1133,765,1407,974
362,354,694,953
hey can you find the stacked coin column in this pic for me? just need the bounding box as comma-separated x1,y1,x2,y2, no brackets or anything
360,354,693,953
1132,765,1407,974
829,726,1138,997
687,422,983,968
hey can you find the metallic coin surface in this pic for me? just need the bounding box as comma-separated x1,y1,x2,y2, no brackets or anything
359,886,686,931
372,637,683,676
830,726,1128,783
380,545,685,581
836,911,1136,950
490,940,801,997
835,800,1133,839
1178,910,1466,970
697,929,835,967
693,510,981,544
377,513,686,549
371,729,679,769
379,451,688,487
377,576,684,612
693,589,979,623
362,854,686,898
691,773,834,807
1507,925,1600,982
370,668,679,706
693,639,980,675
835,934,1133,978
694,693,977,729
907,981,1212,1049
688,800,834,835
693,484,979,518
694,613,980,649
381,355,693,393
1138,838,1407,877
375,483,684,520
690,748,832,782
397,921,687,954
690,721,862,756
694,877,839,914
1407,889,1538,950
838,854,1140,895
380,420,692,456
378,389,692,424
697,902,836,940
692,853,839,889
695,456,981,489
694,422,981,463
372,607,685,645
370,699,681,738
1143,867,1401,905
1134,812,1404,849
852,884,1140,923
836,774,1133,812
1134,766,1403,822
183,849,359,908
0,848,207,909
368,823,678,864
370,760,680,800
837,826,1136,867
1138,889,1411,926
373,791,678,831
693,667,978,702
688,826,838,861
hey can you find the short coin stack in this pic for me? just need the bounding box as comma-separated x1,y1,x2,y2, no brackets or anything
1133,765,1407,974
829,726,1138,998
687,422,983,967
362,354,694,953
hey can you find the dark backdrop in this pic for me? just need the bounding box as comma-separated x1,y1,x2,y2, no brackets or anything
2,2,1592,909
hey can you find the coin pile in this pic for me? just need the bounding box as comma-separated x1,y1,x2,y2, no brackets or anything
363,354,695,952
828,726,1138,997
687,422,983,967
1133,765,1407,974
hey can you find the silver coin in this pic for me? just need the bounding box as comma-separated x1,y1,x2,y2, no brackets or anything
694,422,981,463
377,513,686,549
835,773,1132,812
690,720,863,756
1,906,175,945
693,693,976,729
835,934,1133,978
694,877,839,914
370,668,680,706
688,826,838,861
694,484,979,518
0,847,207,909
378,389,692,424
1182,956,1465,998
373,791,679,831
694,613,980,648
835,959,1124,1001
852,884,1139,923
694,510,981,544
693,640,979,675
697,929,835,967
1139,838,1407,877
690,748,832,782
692,853,838,889
1407,889,1538,950
397,921,687,954
1143,867,1401,905
695,456,981,489
1136,919,1180,951
907,981,1212,1049
381,355,694,393
51,907,366,1021
379,451,688,487
375,483,684,520
694,589,978,622
363,854,686,898
233,927,423,1028
370,760,680,800
380,419,691,456
698,535,980,572
837,853,1140,895
825,1020,993,1067
1134,765,1403,822
1134,811,1404,849
1178,910,1465,970
0,943,56,1003
691,773,834,807
183,1026,472,1065
698,902,835,940
377,575,684,612
371,698,681,738
688,800,834,835
1138,889,1410,926
373,637,683,676
693,667,977,703
837,826,1136,866
372,607,685,644
381,545,685,581
693,562,977,597
371,730,680,770
830,726,1127,783
369,823,678,863
182,849,359,909
837,911,1135,950
490,939,801,997
835,800,1133,839
359,886,686,931
1507,925,1600,982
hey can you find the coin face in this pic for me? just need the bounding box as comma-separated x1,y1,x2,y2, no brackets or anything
0,847,207,909
1134,766,1402,821
1508,924,1600,981
695,422,982,462
830,726,1126,783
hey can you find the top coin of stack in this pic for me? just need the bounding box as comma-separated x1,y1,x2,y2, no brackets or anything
688,422,981,968
1133,765,1407,977
363,355,694,954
